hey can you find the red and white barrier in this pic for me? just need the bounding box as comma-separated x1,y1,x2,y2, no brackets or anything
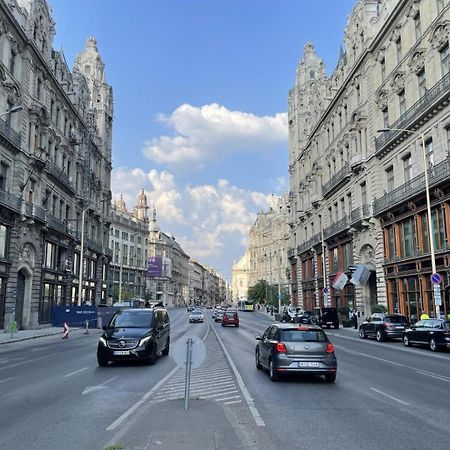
62,322,70,339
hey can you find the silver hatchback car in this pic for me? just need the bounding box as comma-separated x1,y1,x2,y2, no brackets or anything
255,323,337,382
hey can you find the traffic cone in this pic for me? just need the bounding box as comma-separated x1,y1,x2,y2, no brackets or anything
62,322,70,339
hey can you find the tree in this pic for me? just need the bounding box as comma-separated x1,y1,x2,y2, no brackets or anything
247,280,289,306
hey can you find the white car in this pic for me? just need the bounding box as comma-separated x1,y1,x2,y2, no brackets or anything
189,310,204,323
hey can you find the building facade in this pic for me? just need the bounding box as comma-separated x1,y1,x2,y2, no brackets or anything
109,191,149,303
0,0,112,330
288,0,450,320
232,196,291,302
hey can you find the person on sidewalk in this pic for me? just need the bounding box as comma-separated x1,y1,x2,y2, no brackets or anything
352,309,358,329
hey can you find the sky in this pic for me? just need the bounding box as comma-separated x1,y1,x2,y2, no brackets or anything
49,0,356,280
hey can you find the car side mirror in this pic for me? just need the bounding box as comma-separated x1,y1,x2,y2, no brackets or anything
255,335,262,340
102,325,109,330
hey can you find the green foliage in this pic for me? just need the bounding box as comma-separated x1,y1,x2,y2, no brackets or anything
144,290,154,301
338,306,350,316
371,304,387,313
247,280,289,306
111,285,135,301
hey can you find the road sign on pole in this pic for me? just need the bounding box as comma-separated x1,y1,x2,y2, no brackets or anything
433,285,442,307
430,272,442,285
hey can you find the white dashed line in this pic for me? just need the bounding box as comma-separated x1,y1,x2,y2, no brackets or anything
370,388,410,406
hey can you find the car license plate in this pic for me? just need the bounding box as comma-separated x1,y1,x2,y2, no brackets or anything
298,362,320,368
113,350,130,356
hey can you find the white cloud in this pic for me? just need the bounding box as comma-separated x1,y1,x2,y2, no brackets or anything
142,103,287,169
112,167,272,268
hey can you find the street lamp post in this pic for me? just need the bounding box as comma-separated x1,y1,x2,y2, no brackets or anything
77,197,107,306
378,128,438,318
0,105,23,118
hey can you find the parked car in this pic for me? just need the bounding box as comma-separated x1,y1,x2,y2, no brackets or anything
255,323,337,383
297,310,316,324
359,313,409,342
403,319,450,351
314,307,340,329
97,306,170,366
189,310,204,323
222,310,239,327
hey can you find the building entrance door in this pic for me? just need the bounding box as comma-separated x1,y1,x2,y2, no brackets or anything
368,271,377,307
15,271,26,329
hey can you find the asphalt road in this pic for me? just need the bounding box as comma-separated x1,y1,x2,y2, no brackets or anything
2,308,450,450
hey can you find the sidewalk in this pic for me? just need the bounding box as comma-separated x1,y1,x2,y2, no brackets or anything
0,325,84,345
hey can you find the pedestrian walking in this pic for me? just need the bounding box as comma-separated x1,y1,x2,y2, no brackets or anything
352,308,358,329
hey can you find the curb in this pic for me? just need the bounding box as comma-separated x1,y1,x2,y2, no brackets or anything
0,327,85,345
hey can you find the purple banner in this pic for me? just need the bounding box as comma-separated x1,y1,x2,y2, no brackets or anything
147,256,162,277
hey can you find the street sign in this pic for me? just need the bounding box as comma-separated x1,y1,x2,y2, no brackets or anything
322,287,329,294
172,334,206,369
430,272,442,285
433,285,442,306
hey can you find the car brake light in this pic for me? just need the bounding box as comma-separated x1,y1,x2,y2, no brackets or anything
326,343,334,353
275,342,287,353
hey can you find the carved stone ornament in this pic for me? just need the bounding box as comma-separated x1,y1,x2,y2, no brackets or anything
2,82,21,104
375,90,389,110
0,19,7,36
390,71,406,94
360,244,374,263
390,26,401,43
21,243,36,268
429,21,450,50
375,47,386,63
406,0,420,18
408,50,425,74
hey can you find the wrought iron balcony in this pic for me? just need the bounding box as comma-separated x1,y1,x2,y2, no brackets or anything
45,159,75,193
105,248,113,259
0,117,21,148
373,157,450,215
86,237,104,254
375,71,450,156
0,188,21,212
297,233,321,255
287,248,295,258
322,163,351,198
350,204,371,225
324,214,351,239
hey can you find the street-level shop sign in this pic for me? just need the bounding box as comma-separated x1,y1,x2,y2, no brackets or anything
430,273,442,285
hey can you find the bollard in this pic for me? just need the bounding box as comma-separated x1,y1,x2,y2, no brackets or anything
62,322,70,339
184,337,193,410
9,320,17,339
84,319,89,334
97,316,102,329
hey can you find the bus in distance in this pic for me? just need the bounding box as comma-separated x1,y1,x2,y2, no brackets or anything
237,299,254,311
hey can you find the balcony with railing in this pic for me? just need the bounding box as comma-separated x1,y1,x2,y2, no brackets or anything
297,233,321,255
86,237,104,255
45,159,75,193
324,214,351,239
350,204,371,225
0,117,21,148
373,157,450,216
375,71,450,157
47,214,67,233
0,188,21,212
287,248,295,258
322,163,351,198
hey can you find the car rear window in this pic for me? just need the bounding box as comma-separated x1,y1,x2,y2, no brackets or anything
281,329,327,342
385,316,408,324
111,311,154,328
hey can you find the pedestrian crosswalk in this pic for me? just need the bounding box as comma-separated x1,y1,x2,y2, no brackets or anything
150,329,242,406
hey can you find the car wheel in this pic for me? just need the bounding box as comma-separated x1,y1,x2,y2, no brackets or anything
255,349,262,370
269,359,279,382
325,373,336,383
326,325,331,329
359,328,367,339
403,335,410,347
221,322,225,327
235,324,239,327
97,356,108,367
429,338,438,352
334,323,339,329
376,330,385,342
162,338,170,356
146,344,157,365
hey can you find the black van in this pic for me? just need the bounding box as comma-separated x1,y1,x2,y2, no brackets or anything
97,307,170,366
314,307,340,329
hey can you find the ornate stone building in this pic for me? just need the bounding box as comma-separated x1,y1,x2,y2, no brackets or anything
0,0,112,329
232,196,291,302
109,191,149,302
288,0,450,319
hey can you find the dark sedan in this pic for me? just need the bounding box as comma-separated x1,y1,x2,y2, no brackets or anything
359,313,409,342
255,323,337,383
403,319,450,351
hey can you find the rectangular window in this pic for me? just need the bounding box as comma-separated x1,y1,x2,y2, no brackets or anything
403,154,413,182
440,43,449,77
425,139,434,168
396,37,402,64
360,182,367,205
388,226,395,258
418,69,427,97
446,126,450,155
9,50,16,75
386,166,394,192
380,58,386,82
44,241,56,269
37,78,42,100
414,13,421,41
0,162,8,190
382,107,389,128
422,213,429,253
398,89,406,115
0,224,8,258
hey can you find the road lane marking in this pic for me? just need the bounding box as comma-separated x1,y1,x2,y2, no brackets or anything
416,369,450,383
370,388,410,406
82,376,118,395
199,389,239,399
64,367,89,378
210,324,265,427
216,395,240,402
224,400,242,405
31,346,51,352
0,377,14,384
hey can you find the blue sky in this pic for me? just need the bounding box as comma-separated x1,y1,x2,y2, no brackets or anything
50,0,356,279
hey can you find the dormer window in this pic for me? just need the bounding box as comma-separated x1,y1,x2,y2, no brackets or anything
309,70,315,79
